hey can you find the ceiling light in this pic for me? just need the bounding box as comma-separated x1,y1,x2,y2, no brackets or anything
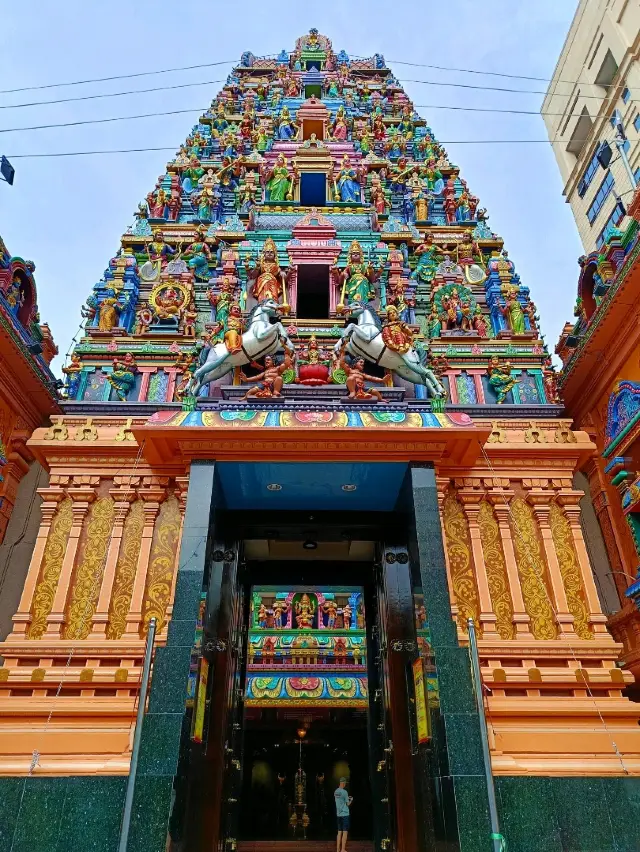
266,483,282,491
342,484,357,492
303,540,318,550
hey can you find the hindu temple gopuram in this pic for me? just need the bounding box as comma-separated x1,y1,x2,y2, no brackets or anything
1,30,639,852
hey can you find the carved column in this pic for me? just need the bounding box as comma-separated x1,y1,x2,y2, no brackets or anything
557,492,610,635
44,483,97,639
89,476,140,639
435,476,458,627
458,488,500,639
9,482,68,638
487,490,533,638
527,490,576,636
124,480,167,636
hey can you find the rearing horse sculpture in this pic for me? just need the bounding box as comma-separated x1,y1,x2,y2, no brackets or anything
333,301,446,398
190,298,293,395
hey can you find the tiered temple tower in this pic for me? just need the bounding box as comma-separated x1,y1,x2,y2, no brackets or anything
1,31,639,852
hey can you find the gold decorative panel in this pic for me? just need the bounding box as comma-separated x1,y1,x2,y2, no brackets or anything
28,498,73,639
141,496,181,634
549,502,592,640
64,497,115,640
477,501,515,639
509,498,557,639
106,500,145,640
442,493,480,633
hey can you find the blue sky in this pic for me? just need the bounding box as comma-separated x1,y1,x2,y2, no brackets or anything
1,0,581,372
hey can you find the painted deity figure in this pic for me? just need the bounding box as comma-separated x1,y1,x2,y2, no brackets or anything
184,226,212,281
107,353,137,401
147,231,176,268
381,304,414,354
181,155,205,194
337,346,388,403
5,275,24,317
264,153,297,202
207,275,237,340
323,599,338,628
273,599,289,629
472,305,490,337
426,304,442,339
239,350,294,400
173,352,197,401
275,105,297,141
397,104,415,139
155,285,185,321
457,231,486,284
420,160,444,194
98,288,126,331
343,603,352,629
369,172,389,214
331,106,349,140
295,593,316,629
487,356,519,404
337,240,378,306
62,353,82,399
135,302,154,335
500,285,526,334
246,237,287,304
411,234,440,284
334,154,362,203
216,303,244,354
258,603,267,628
211,103,229,138
146,187,168,219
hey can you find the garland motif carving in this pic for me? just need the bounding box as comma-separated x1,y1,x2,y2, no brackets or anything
549,502,592,640
28,499,73,639
477,501,515,639
442,493,480,633
141,496,181,634
106,500,145,639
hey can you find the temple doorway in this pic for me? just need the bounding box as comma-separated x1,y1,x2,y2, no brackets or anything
296,264,330,318
300,172,327,206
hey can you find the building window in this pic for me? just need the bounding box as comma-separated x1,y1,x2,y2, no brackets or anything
622,87,631,104
596,205,625,249
634,114,640,133
587,171,614,224
578,148,602,197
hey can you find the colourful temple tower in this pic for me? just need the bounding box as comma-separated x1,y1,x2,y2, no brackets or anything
1,31,640,852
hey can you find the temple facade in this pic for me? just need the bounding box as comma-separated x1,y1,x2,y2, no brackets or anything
1,32,639,852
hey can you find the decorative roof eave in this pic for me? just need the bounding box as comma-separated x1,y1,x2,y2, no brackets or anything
133,409,491,467
560,236,640,408
0,310,60,415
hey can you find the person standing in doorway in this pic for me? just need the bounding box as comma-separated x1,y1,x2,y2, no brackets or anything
334,776,353,852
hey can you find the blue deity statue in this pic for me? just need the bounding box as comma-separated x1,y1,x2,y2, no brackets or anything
335,156,362,203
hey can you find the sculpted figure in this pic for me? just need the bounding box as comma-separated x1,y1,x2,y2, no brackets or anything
107,353,138,401
500,285,526,334
487,356,519,404
62,353,82,399
381,304,414,354
336,240,378,307
245,237,288,304
337,341,387,403
239,350,294,400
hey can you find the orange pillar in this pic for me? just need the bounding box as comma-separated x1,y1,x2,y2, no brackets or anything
124,486,165,636
458,491,500,639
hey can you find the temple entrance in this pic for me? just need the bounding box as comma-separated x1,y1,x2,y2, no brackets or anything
300,173,327,206
165,511,444,852
296,264,330,318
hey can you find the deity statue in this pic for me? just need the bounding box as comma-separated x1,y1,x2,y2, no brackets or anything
258,602,268,628
336,240,379,307
487,356,519,404
411,234,440,284
5,276,24,316
61,353,82,399
471,305,490,337
245,237,288,304
146,187,168,219
337,342,388,403
325,76,340,98
239,350,294,400
372,113,386,141
295,593,316,629
273,599,289,629
298,334,331,385
425,304,442,339
406,174,429,222
207,275,237,339
390,156,415,193
397,104,414,139
331,106,349,140
173,352,198,401
334,154,362,203
455,187,472,222
524,299,538,334
135,302,154,335
154,284,186,321
381,304,414,354
211,102,229,138
264,153,297,202
275,105,298,141
97,288,127,331
107,353,138,402
323,599,338,628
500,285,526,334
415,603,427,629
357,126,373,156
440,287,473,332
369,172,389,214
237,171,259,213
180,154,205,194
184,226,212,280
543,357,560,404
419,159,444,194
182,299,198,338
457,230,487,284
214,303,244,354
342,603,352,629
146,231,176,268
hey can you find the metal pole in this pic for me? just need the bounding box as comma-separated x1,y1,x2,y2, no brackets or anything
467,617,504,852
118,616,157,852
615,135,638,189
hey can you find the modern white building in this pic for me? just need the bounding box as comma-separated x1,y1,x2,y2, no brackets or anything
542,0,640,252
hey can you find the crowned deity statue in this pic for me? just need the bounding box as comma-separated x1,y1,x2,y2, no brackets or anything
154,284,187,321
146,231,176,268
487,356,519,404
97,288,127,331
275,105,298,141
264,153,297,202
500,284,526,334
381,304,414,354
107,353,138,402
425,304,442,339
336,240,379,309
245,237,289,305
215,303,244,354
411,234,440,285
184,226,212,281
173,352,198,401
334,154,363,203
420,159,444,194
457,230,487,284
146,186,168,219
331,105,349,141
180,154,205,194
211,102,229,138
135,302,154,335
295,593,316,629
369,172,389,215
207,275,237,339
61,353,82,400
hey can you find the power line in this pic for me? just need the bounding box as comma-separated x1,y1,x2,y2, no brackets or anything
0,102,621,136
0,61,236,95
10,137,627,159
400,77,612,99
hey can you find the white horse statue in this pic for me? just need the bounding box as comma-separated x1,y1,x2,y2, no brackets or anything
190,298,293,395
333,301,446,398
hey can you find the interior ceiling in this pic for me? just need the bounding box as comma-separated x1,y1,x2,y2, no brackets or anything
218,462,407,511
243,540,375,561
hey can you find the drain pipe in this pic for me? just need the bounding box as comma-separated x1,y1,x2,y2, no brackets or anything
467,618,505,852
118,616,157,852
